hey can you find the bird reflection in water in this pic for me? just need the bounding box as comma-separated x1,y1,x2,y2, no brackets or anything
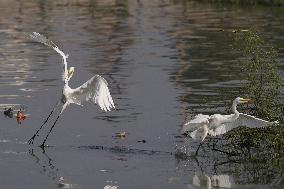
189,174,234,189
28,148,80,188
174,148,281,189
175,155,235,188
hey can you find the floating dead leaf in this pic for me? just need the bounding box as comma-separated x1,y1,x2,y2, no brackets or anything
16,110,26,124
114,131,126,139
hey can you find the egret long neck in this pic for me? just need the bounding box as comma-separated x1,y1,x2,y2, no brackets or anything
53,46,68,82
230,101,240,121
62,57,68,82
232,101,238,113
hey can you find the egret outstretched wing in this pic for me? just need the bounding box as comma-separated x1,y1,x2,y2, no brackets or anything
181,114,210,133
30,32,68,81
208,113,275,136
70,75,115,112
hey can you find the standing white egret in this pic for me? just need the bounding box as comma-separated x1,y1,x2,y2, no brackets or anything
182,97,275,155
28,32,115,148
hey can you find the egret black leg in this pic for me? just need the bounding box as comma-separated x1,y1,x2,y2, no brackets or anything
40,113,62,149
195,142,204,156
28,101,60,145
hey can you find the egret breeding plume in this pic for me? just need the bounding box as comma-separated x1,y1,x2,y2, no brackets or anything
28,32,115,148
182,97,276,155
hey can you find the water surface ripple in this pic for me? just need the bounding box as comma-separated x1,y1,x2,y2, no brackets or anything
0,0,283,188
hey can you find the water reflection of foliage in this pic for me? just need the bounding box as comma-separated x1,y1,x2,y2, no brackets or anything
175,140,284,188
224,125,284,158
169,17,243,115
189,0,284,6
231,159,283,187
212,125,283,186
88,0,129,18
53,0,130,18
169,2,284,118
213,153,284,187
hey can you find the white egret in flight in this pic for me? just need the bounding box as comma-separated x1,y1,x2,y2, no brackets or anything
182,97,275,155
28,32,115,148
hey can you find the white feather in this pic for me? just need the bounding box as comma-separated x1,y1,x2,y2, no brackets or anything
70,75,115,112
182,114,210,133
30,32,115,113
190,124,209,142
208,113,275,136
182,97,277,141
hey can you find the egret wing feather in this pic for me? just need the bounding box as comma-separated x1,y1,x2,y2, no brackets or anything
182,114,210,133
190,125,209,142
70,75,115,112
209,113,274,136
208,124,227,136
237,113,274,127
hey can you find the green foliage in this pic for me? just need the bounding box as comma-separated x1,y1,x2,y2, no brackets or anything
210,30,284,157
224,124,284,157
88,1,129,18
234,29,283,121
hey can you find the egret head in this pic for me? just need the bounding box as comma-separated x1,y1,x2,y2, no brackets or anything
67,67,74,81
235,97,251,104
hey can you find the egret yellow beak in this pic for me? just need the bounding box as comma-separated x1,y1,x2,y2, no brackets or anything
67,68,74,79
239,98,252,103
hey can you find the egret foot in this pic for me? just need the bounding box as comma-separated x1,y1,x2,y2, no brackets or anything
39,142,46,149
28,135,37,145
